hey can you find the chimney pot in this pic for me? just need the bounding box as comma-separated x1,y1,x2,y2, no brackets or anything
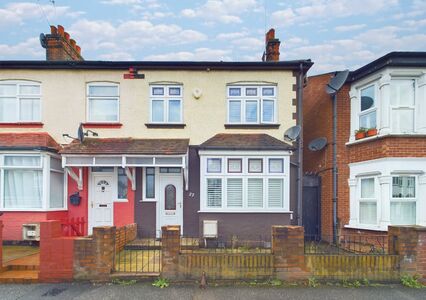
76,45,81,54
263,28,281,62
50,25,57,35
64,32,70,41
70,39,76,48
57,25,65,36
266,28,275,43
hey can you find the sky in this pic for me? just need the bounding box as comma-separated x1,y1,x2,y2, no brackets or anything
0,0,425,74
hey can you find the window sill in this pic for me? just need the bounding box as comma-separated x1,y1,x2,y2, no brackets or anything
145,123,186,128
82,122,122,128
0,122,43,128
198,210,292,214
344,224,388,232
224,124,280,129
139,199,157,203
114,199,128,203
0,208,68,212
346,133,426,146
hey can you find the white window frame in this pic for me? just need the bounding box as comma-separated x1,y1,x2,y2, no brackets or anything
199,151,290,213
149,85,183,124
0,152,67,212
86,82,120,123
226,85,277,124
142,167,158,202
390,78,416,134
0,80,42,123
358,84,377,130
357,176,378,225
390,175,417,225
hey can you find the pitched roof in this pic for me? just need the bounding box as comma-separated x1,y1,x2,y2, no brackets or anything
60,138,189,155
199,134,293,151
0,132,61,152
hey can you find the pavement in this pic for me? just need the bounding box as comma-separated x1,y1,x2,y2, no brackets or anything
0,282,425,300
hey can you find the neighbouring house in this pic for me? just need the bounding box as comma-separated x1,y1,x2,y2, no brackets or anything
304,52,426,239
0,25,312,241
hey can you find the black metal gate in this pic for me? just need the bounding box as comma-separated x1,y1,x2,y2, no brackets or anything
303,175,321,237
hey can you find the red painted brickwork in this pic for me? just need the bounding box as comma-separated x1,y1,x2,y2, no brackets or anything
303,73,426,238
1,211,68,241
0,221,3,269
39,221,74,282
388,226,426,283
272,225,309,281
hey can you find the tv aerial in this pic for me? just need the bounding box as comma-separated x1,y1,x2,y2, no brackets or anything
63,123,98,142
308,137,328,151
283,125,301,142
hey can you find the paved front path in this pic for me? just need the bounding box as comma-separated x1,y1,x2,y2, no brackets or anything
0,282,425,300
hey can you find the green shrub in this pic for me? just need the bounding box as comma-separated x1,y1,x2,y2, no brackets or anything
400,274,424,289
308,277,319,288
152,278,169,288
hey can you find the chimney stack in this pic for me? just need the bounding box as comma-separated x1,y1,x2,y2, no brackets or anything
262,28,281,62
40,25,84,61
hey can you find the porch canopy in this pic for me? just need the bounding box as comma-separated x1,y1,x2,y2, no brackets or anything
60,137,189,190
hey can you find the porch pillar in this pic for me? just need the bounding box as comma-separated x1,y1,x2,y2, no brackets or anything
0,220,3,269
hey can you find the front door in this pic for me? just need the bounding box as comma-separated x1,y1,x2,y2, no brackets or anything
158,174,183,235
90,173,114,234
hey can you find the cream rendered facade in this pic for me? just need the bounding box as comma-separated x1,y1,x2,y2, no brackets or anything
0,69,297,144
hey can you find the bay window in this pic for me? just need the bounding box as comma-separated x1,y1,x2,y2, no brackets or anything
0,81,41,123
201,154,289,212
227,85,277,124
391,176,416,225
87,82,119,122
390,79,415,133
0,153,66,211
359,85,376,129
150,85,183,123
358,177,377,225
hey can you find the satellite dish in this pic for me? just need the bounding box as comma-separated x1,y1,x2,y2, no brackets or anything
39,33,47,48
308,137,328,151
326,70,349,95
77,123,84,143
284,125,301,142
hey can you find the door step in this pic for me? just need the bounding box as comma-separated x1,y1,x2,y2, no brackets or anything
0,270,39,283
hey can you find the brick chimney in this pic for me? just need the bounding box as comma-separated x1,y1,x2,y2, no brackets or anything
40,25,84,61
262,28,281,62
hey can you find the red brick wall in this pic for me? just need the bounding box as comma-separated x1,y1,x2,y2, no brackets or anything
0,211,68,241
115,223,137,253
39,221,74,282
303,73,426,238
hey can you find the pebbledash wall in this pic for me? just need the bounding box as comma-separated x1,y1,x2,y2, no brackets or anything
304,69,426,238
0,68,296,145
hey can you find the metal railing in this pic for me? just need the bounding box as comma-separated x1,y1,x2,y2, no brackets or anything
180,235,272,254
304,234,388,255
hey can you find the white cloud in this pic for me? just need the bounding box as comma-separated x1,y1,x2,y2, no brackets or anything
335,24,367,32
144,48,232,61
68,19,207,54
216,31,249,40
0,2,78,28
0,37,43,59
101,0,142,5
272,0,398,27
181,0,259,24
99,52,134,60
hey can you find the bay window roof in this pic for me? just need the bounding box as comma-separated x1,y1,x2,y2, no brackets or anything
0,132,61,152
199,134,293,151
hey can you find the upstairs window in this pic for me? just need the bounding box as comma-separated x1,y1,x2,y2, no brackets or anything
0,81,41,123
390,79,415,133
359,85,376,129
227,86,276,124
150,85,183,123
87,83,119,122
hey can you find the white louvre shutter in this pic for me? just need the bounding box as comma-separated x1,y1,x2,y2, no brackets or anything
207,178,222,207
268,178,283,208
247,178,263,207
227,178,242,207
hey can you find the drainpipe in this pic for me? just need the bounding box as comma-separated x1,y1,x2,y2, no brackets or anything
332,93,338,243
297,63,304,226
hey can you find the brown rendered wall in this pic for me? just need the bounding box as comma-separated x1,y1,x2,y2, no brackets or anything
303,73,426,238
134,168,156,237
